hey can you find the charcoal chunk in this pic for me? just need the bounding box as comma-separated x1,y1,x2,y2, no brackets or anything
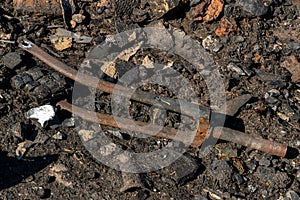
51,72,66,85
26,68,44,81
170,155,201,185
33,85,51,100
11,75,25,89
24,82,40,92
39,76,60,93
21,73,33,85
2,52,22,70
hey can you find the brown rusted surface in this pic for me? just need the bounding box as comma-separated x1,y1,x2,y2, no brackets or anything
192,117,210,148
57,100,201,146
57,100,289,157
260,140,289,158
212,127,288,157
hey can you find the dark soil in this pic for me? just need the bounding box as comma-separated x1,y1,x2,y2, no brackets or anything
0,0,299,199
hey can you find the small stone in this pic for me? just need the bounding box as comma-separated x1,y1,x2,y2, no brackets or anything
268,89,280,97
261,190,268,199
2,52,22,69
284,162,293,172
106,130,123,139
219,148,238,157
51,72,66,85
253,44,261,51
234,174,244,184
259,157,271,167
264,93,279,104
243,68,255,76
271,105,278,111
277,112,290,121
62,118,75,128
50,163,68,173
72,14,86,24
70,20,76,28
234,36,245,43
49,163,72,186
286,190,300,200
203,188,225,200
271,159,281,168
238,0,269,16
202,35,223,52
247,184,258,193
227,63,245,75
52,131,67,140
97,7,105,14
245,161,257,172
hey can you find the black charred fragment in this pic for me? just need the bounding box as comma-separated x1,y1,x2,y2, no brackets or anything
170,155,202,185
10,67,68,103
